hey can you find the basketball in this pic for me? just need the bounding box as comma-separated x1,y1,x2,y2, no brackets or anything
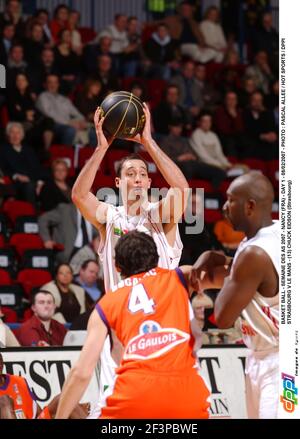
98,91,146,139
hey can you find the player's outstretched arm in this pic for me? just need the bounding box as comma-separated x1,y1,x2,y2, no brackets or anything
72,109,112,228
55,310,107,419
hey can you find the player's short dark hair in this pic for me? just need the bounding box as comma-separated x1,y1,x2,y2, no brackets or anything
116,154,149,178
115,231,159,278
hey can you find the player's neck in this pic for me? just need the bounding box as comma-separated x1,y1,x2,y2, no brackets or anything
245,217,273,239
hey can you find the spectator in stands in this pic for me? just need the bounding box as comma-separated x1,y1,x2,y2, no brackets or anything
129,81,148,103
69,236,103,278
144,23,179,80
50,4,70,44
171,59,203,121
250,12,279,70
38,203,96,263
75,260,103,302
0,308,20,347
153,84,188,136
122,16,143,77
194,63,220,112
189,113,233,172
31,9,53,45
6,44,29,88
23,22,45,68
214,91,244,157
245,50,275,95
0,0,25,39
96,13,129,72
199,6,228,62
243,91,278,160
8,73,54,156
16,290,67,346
0,166,16,204
0,23,15,66
42,263,86,324
90,54,119,96
54,29,81,95
164,1,216,63
39,159,72,212
0,122,47,204
82,35,113,76
160,118,226,189
68,9,83,55
265,79,279,128
213,214,245,254
31,48,59,93
238,77,258,108
36,74,87,145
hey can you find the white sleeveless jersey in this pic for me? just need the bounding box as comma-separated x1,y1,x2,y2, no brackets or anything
232,221,279,352
96,201,183,292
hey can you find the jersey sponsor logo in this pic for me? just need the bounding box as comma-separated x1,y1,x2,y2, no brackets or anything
123,320,190,360
240,321,256,336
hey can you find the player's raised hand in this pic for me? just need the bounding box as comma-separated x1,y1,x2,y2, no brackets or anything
94,107,113,149
124,103,153,145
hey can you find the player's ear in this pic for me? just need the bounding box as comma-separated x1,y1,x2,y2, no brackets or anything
115,177,120,188
147,177,151,189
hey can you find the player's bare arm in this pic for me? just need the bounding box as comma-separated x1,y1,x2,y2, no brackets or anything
126,103,189,243
71,108,112,234
55,310,107,419
214,246,276,328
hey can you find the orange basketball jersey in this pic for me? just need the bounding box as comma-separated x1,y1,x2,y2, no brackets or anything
97,267,197,375
0,374,37,419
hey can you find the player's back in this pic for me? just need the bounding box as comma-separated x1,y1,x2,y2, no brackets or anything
97,267,196,375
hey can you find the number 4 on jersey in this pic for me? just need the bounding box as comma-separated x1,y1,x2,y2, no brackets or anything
128,284,155,314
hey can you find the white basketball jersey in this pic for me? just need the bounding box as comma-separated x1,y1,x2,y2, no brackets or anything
232,221,279,352
96,201,183,292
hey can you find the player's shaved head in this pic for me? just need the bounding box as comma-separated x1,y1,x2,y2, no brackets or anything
229,171,274,211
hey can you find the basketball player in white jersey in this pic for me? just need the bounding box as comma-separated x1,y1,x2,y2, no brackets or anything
71,104,190,416
191,171,279,419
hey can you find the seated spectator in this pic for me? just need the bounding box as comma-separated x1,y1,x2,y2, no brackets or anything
164,1,216,63
31,48,59,93
74,79,103,146
245,50,275,95
171,60,204,122
0,166,16,205
31,8,53,45
8,73,54,156
122,16,143,77
96,13,128,73
243,91,278,160
54,29,81,95
68,9,83,55
42,263,86,324
23,22,45,68
0,23,16,67
36,74,87,145
6,44,29,88
50,4,70,44
129,81,148,103
0,122,47,204
213,215,245,254
0,309,20,347
38,203,96,263
194,63,221,112
214,91,244,157
82,35,113,76
265,79,279,128
199,6,228,63
144,23,179,80
0,0,25,39
153,84,189,136
160,118,226,189
70,236,104,278
238,77,258,108
15,290,67,346
39,159,72,212
89,54,119,97
74,259,103,302
189,113,234,171
250,12,279,71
